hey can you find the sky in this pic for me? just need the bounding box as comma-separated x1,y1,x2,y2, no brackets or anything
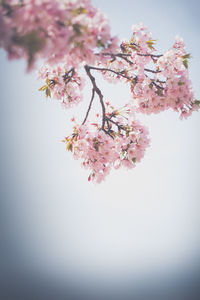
0,0,200,299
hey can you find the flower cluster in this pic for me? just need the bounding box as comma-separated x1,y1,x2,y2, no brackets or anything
38,64,84,108
98,23,155,83
0,0,118,70
63,106,150,183
132,36,199,119
98,24,199,119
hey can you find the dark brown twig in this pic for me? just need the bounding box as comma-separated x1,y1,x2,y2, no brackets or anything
82,88,95,124
144,68,161,74
63,68,75,84
137,53,163,58
84,65,106,129
151,81,164,90
87,65,134,81
105,116,125,131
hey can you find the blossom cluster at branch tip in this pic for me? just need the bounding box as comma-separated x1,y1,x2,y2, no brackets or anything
38,64,84,108
63,105,150,183
98,24,199,119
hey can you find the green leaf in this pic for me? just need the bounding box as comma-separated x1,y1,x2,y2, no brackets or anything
146,39,157,50
39,85,47,91
194,100,200,107
45,87,51,98
149,83,153,89
72,23,82,35
156,89,163,96
132,157,136,163
97,39,105,48
183,59,188,69
178,81,185,86
72,7,87,16
66,142,73,152
182,53,191,59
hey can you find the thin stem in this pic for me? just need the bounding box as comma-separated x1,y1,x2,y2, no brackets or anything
87,65,134,81
102,128,114,139
100,52,163,60
144,68,161,74
137,53,163,58
98,52,163,74
82,88,95,124
84,65,106,129
151,81,164,90
63,68,75,84
106,116,125,131
106,119,111,131
99,52,133,65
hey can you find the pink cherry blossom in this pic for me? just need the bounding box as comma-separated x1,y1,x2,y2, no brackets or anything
63,106,150,183
38,64,84,108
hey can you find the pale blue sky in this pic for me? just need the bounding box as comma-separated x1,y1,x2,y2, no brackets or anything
0,0,200,298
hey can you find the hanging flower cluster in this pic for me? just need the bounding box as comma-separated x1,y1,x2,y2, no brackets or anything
63,105,149,183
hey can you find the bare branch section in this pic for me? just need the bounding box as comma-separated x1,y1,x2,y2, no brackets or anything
83,65,127,137
137,53,163,58
82,87,95,124
84,65,106,129
144,68,161,74
87,65,136,81
100,52,163,63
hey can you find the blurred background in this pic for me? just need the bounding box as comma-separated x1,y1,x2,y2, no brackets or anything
0,0,200,299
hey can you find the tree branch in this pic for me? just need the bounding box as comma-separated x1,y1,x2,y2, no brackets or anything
151,81,164,90
82,87,95,124
87,65,134,80
137,53,163,58
105,116,125,131
100,52,163,60
144,68,161,74
84,65,106,129
63,68,75,84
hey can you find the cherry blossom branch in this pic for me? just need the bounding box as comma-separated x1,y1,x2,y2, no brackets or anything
2,1,198,184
